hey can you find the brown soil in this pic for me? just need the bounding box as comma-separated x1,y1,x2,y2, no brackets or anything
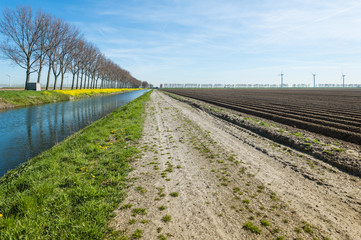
162,88,361,145
110,90,361,240
167,92,361,177
0,88,23,91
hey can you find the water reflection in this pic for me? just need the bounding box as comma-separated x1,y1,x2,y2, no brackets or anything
0,90,148,176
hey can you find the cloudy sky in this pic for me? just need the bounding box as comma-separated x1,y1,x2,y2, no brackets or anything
1,0,361,87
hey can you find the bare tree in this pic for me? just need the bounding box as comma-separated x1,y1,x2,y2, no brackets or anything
47,19,75,90
59,25,80,89
34,12,51,84
93,54,105,89
77,41,92,89
0,6,44,89
74,39,86,89
142,81,149,88
45,18,67,90
86,46,103,89
68,38,83,89
84,44,98,89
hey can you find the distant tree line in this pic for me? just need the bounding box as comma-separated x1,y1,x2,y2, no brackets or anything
0,6,146,90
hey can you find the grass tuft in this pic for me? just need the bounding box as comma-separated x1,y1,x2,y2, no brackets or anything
260,219,270,227
169,192,179,197
161,215,171,222
131,229,143,239
243,221,261,234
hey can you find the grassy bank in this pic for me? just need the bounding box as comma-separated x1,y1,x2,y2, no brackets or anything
0,88,139,110
0,90,151,239
0,90,70,109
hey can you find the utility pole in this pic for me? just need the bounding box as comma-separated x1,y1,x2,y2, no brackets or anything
312,73,316,88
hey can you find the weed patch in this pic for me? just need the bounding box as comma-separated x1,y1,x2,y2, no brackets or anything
243,221,261,234
162,215,171,222
170,192,179,197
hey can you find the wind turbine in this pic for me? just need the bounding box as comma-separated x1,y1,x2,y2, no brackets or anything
312,73,316,88
341,73,346,88
6,74,11,87
279,72,284,88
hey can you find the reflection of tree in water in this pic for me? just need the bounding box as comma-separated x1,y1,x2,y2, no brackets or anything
37,105,45,149
60,103,65,137
26,108,34,158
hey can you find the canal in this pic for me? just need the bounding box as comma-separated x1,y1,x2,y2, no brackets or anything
0,89,149,177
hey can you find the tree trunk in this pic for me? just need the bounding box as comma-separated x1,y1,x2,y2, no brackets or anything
76,71,79,89
46,64,51,90
83,74,87,89
24,56,31,90
37,65,42,84
37,55,44,84
25,69,30,90
60,72,64,90
80,71,83,89
53,75,58,90
87,74,91,89
81,73,86,89
71,73,76,89
91,76,95,89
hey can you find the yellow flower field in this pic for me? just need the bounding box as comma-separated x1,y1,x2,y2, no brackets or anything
55,88,140,97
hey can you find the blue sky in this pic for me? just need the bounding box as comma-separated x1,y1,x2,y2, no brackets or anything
1,0,361,87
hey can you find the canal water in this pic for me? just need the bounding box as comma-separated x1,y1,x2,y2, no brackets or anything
0,89,149,177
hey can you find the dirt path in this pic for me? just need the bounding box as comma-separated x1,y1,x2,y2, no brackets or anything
110,90,361,240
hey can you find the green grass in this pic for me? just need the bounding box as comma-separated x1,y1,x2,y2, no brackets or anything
0,89,139,109
128,219,137,224
158,205,166,211
331,147,344,152
169,192,179,197
131,229,143,239
158,234,167,240
161,215,171,222
291,132,304,138
0,90,70,108
260,219,270,227
131,208,147,217
243,221,261,234
120,203,133,209
135,186,147,194
0,91,151,239
302,223,314,234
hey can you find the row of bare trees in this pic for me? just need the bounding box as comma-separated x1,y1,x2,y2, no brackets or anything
0,6,143,90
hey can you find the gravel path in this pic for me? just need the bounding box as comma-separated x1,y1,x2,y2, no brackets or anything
110,90,361,240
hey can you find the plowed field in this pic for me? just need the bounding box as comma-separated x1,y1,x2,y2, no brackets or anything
162,89,361,144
